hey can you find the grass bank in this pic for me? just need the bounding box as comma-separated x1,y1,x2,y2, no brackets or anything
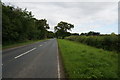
58,39,118,78
65,35,119,53
3,39,46,50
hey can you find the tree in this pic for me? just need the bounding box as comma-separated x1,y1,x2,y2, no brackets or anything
71,33,79,36
47,31,55,38
111,32,116,36
54,21,74,39
80,31,100,36
87,31,100,36
35,19,49,39
2,3,51,45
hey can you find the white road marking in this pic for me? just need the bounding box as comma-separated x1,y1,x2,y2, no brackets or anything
39,45,43,47
14,48,36,59
57,43,60,79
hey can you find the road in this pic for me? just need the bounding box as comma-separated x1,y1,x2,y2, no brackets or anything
2,39,60,78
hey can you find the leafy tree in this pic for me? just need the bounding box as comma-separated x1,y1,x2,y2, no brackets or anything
35,19,49,39
54,21,74,39
47,31,55,38
2,3,51,45
71,33,79,36
111,32,116,36
80,31,100,36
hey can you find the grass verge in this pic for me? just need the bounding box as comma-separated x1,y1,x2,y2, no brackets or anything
58,39,118,78
3,39,46,50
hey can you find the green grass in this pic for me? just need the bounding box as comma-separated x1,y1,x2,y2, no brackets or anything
3,39,46,50
58,39,118,78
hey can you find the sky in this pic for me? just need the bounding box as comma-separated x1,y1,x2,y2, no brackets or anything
2,0,119,34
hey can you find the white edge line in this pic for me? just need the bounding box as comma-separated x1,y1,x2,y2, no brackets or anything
14,48,36,59
57,41,60,79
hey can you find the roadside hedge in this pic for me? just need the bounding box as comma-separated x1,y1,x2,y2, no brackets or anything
65,35,119,53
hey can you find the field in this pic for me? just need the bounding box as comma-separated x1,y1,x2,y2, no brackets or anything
58,39,118,78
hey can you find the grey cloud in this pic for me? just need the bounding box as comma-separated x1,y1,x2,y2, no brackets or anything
3,2,118,34
2,0,119,2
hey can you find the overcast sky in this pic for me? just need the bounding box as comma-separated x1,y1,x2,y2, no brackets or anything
2,0,119,34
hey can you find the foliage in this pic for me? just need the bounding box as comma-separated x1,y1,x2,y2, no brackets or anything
58,39,118,78
54,21,74,39
47,31,55,38
2,4,52,45
65,35,119,52
71,33,79,36
80,31,100,36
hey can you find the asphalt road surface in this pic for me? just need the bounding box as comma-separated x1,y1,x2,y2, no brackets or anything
2,39,60,78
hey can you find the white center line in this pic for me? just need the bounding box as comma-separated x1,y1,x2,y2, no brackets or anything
39,45,43,47
14,48,36,59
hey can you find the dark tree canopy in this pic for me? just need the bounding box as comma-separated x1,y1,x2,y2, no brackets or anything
2,3,52,45
54,21,74,38
80,31,100,36
71,33,79,36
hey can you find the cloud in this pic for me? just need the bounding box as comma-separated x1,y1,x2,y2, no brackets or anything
2,0,119,2
3,2,118,34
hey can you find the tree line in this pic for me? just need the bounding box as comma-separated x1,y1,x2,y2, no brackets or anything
2,3,55,45
2,3,76,45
